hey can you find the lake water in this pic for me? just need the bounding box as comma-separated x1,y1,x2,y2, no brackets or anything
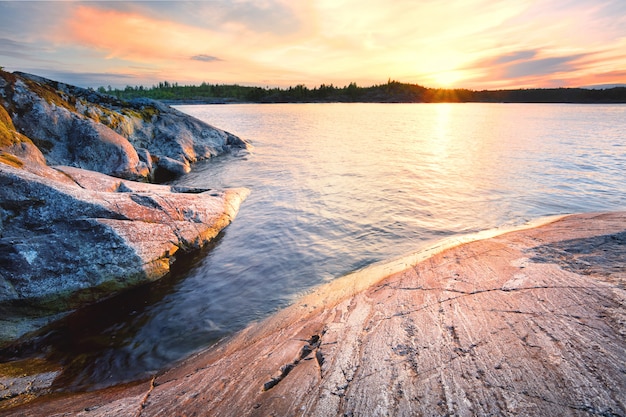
15,103,626,390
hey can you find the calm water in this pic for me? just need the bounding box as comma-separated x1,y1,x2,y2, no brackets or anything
13,103,626,390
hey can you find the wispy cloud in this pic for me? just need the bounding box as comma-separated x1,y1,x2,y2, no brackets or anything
105,0,307,36
30,70,143,88
190,55,222,63
502,54,588,79
0,38,35,60
493,50,538,65
56,6,217,62
468,50,591,84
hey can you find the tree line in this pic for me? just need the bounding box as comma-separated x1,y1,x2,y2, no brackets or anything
99,79,626,104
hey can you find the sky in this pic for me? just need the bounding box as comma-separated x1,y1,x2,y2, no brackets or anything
1,0,625,90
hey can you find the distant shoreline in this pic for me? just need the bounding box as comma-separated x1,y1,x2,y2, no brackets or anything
166,99,626,105
107,80,626,104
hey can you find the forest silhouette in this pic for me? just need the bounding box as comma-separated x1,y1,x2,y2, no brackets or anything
101,79,626,104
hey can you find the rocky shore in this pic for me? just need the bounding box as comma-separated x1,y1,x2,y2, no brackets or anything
2,211,624,416
0,70,250,343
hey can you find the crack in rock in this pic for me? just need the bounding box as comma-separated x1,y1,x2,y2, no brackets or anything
262,333,323,392
134,374,157,417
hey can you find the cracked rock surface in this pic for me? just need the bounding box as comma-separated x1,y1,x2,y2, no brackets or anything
2,212,624,416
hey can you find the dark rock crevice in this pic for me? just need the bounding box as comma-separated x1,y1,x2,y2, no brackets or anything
262,333,323,392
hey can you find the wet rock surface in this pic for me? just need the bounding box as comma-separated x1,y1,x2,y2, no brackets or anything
531,231,626,284
3,212,623,416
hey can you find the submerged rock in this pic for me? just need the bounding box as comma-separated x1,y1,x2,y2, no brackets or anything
0,69,250,344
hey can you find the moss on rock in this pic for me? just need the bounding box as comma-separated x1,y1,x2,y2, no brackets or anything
0,152,23,168
21,78,76,114
0,104,19,148
0,104,35,161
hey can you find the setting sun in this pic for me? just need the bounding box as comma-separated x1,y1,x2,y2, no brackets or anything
430,70,464,88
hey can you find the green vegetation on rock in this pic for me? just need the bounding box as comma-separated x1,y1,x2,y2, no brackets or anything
22,78,77,113
0,152,23,168
0,104,20,148
0,103,34,167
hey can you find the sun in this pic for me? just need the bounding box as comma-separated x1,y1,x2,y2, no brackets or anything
431,70,463,88
422,51,467,88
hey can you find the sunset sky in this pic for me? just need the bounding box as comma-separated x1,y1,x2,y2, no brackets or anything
1,1,625,90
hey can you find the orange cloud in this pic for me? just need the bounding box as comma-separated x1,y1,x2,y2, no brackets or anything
59,5,226,63
51,4,322,86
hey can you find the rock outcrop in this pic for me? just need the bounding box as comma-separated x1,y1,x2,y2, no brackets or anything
0,70,250,344
0,71,248,181
2,212,623,416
